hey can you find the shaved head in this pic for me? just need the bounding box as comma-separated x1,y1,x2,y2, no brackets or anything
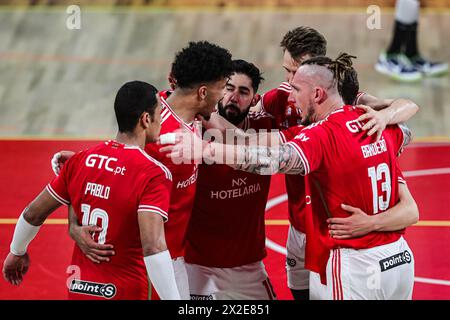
288,63,342,125
295,64,338,94
288,53,355,125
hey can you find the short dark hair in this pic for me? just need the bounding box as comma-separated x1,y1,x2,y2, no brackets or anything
171,41,233,89
280,26,327,61
301,53,359,105
231,59,264,93
114,81,159,133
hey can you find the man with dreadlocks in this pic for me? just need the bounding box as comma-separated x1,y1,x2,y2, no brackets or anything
279,53,416,300
162,52,417,300
242,26,419,300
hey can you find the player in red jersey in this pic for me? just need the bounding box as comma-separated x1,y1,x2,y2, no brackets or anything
163,53,419,299
141,41,232,299
196,75,418,301
204,96,418,299
283,55,415,299
55,41,233,299
2,81,180,300
245,54,416,299
250,26,419,300
185,59,277,300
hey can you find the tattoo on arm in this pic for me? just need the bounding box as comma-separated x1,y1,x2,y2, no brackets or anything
277,144,306,174
398,123,412,148
232,143,305,175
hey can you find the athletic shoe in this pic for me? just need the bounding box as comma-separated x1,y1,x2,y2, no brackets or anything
409,56,449,77
375,52,422,82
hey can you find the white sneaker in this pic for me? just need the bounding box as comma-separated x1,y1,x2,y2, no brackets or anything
375,53,422,82
409,56,449,77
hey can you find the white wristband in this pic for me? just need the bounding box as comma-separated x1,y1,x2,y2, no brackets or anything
144,250,180,300
51,152,62,176
10,212,41,256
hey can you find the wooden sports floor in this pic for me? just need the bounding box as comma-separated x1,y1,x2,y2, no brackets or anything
0,6,449,299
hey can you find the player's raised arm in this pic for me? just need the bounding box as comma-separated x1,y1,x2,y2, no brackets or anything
203,141,306,175
160,131,305,176
2,189,63,285
327,182,419,239
225,143,306,175
51,150,75,176
356,93,419,141
357,92,420,117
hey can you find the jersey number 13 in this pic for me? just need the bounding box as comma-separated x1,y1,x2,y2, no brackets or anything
368,163,391,214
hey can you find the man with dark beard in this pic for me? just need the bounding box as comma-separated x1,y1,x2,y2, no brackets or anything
163,54,419,300
216,73,253,126
184,59,278,300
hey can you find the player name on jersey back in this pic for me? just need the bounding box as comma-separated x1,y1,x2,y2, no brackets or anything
48,140,172,299
85,182,110,200
346,118,389,158
361,138,387,158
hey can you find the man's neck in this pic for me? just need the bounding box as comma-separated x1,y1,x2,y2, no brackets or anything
115,132,145,150
316,96,345,121
166,90,199,124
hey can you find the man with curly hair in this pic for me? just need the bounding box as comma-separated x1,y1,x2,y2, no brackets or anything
146,42,232,299
162,54,418,300
59,41,233,300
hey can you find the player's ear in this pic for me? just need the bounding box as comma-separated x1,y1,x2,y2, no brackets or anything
315,87,327,104
198,85,208,101
141,112,150,129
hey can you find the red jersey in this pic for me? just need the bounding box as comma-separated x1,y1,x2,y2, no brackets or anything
185,112,276,268
47,140,172,300
268,88,368,233
145,96,199,259
279,125,308,232
261,82,302,130
262,83,307,232
286,105,407,282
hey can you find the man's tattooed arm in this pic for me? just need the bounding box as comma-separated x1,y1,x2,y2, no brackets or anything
228,143,306,175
